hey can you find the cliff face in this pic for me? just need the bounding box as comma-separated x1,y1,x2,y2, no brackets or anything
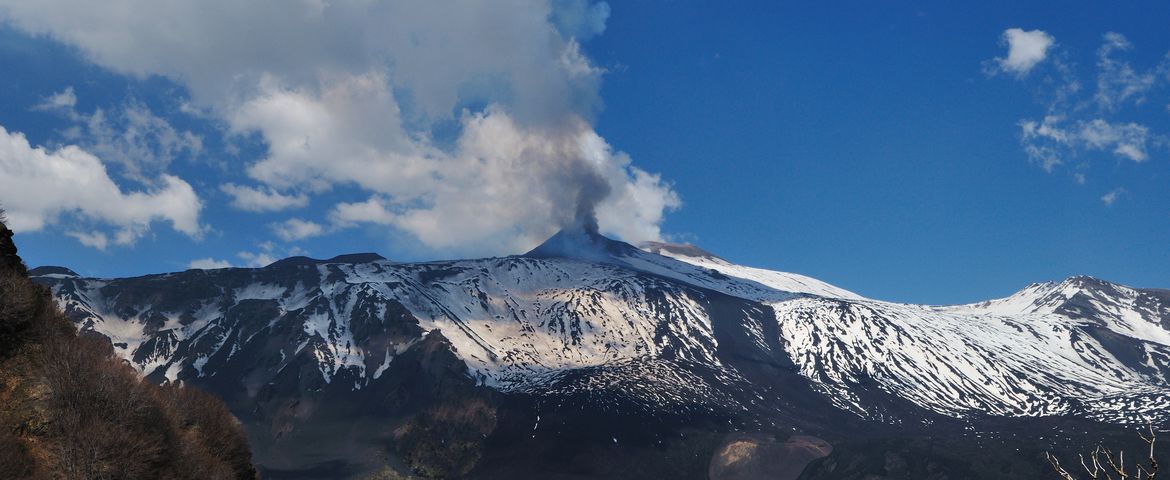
0,219,25,275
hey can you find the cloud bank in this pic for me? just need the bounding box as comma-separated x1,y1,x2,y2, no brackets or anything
0,0,678,253
0,125,202,246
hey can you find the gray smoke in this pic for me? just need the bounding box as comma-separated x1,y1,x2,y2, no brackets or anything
570,166,611,235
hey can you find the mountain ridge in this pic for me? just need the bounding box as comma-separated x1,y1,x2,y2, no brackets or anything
28,230,1170,477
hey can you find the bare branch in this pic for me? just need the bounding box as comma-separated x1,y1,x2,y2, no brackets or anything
1081,450,1102,479
1049,452,1078,480
1051,425,1160,479
1101,446,1128,479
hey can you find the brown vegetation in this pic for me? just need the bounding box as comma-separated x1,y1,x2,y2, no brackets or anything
395,397,498,478
0,217,256,479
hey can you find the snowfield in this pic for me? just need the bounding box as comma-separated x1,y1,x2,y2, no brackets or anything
36,230,1170,424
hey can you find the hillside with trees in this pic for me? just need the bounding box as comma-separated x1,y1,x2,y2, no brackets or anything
0,214,256,479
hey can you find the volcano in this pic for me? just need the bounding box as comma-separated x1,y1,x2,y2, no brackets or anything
31,230,1170,478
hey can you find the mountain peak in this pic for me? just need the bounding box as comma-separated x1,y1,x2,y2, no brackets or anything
28,265,79,277
1058,274,1114,288
524,227,642,263
1044,275,1128,299
266,252,388,269
326,253,387,263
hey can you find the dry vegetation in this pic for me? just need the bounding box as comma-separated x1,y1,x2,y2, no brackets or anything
395,397,498,478
0,215,256,479
1047,425,1159,480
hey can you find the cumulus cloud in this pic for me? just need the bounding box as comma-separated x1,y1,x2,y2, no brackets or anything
330,197,396,228
271,218,325,242
0,0,677,254
993,28,1055,76
188,257,232,270
220,183,309,212
0,124,203,246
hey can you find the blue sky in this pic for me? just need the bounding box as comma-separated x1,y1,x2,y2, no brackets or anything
0,1,1167,304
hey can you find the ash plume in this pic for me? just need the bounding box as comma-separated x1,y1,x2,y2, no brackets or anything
566,160,612,236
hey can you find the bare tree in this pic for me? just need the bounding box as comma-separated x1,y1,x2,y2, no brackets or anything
1047,424,1159,479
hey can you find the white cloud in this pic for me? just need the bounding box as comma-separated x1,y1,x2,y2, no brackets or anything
1020,116,1153,169
1077,119,1149,162
66,230,109,250
0,1,604,125
233,72,675,255
0,0,676,254
330,197,397,227
1003,31,1170,191
550,0,611,40
995,28,1055,76
0,124,203,247
32,86,77,111
236,250,277,268
220,183,309,212
236,241,304,268
188,257,232,270
1018,116,1073,171
1101,188,1125,206
271,218,325,242
594,168,681,244
33,87,203,181
88,103,204,179
1095,33,1157,111
322,109,680,254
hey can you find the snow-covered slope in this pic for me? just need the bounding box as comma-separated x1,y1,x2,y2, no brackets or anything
42,241,761,400
32,230,1170,427
639,241,865,301
634,240,1170,422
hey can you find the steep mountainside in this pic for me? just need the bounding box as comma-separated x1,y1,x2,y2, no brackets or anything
31,228,1170,478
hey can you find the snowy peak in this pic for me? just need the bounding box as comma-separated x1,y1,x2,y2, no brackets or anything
971,275,1169,319
959,275,1170,353
524,227,643,263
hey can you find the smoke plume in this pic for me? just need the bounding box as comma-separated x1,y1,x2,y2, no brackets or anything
0,0,680,254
